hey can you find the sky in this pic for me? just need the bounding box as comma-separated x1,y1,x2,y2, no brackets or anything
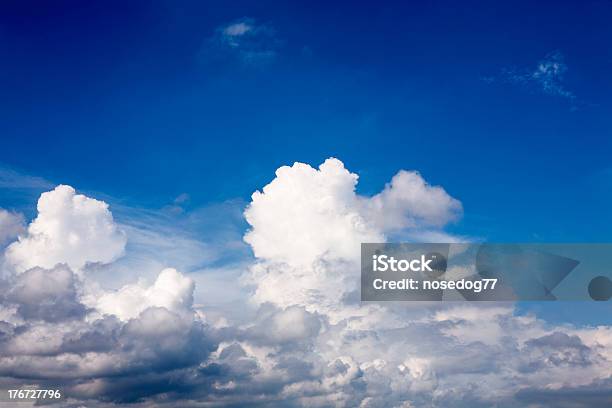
1,0,612,240
0,1,612,407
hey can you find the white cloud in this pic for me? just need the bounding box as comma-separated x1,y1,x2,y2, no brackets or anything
0,162,610,407
244,158,461,268
531,52,574,98
223,21,253,38
5,185,126,273
245,158,382,267
0,209,24,247
0,166,52,191
243,158,462,317
0,185,216,405
246,304,323,344
362,169,462,231
95,268,194,321
493,51,578,103
236,158,612,407
204,17,281,66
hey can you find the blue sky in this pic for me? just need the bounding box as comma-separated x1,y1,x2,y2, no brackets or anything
1,0,611,243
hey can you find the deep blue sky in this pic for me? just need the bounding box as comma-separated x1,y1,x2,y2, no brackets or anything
1,0,612,243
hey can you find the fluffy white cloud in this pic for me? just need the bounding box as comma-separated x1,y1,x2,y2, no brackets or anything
244,158,460,269
361,170,462,231
95,268,195,321
0,184,220,406
235,158,612,407
243,158,462,317
0,209,24,247
245,158,382,267
5,185,126,272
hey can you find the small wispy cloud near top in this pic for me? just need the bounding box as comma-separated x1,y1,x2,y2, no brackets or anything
505,51,574,99
202,18,282,67
0,165,53,191
485,51,580,107
222,20,253,39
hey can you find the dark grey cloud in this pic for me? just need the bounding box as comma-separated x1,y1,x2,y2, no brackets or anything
516,377,612,408
0,265,218,404
520,331,594,371
7,264,86,322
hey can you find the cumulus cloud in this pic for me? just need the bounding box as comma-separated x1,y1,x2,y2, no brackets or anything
0,209,24,247
362,169,463,231
243,158,462,317
0,186,217,405
0,260,215,403
244,158,460,268
95,268,195,321
236,158,612,407
244,158,383,267
203,17,282,66
5,185,127,272
7,264,86,322
244,304,323,345
0,167,610,407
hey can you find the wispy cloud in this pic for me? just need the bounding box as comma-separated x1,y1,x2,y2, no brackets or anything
202,17,282,67
0,165,53,191
506,51,574,99
486,51,580,107
0,165,55,211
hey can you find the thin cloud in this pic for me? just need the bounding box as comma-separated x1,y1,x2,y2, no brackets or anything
0,165,53,191
487,51,581,107
202,18,282,67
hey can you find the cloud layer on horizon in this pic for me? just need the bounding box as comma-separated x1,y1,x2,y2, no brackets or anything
0,158,610,407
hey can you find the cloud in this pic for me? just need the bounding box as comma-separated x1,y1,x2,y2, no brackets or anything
95,268,195,321
6,264,86,322
245,304,323,345
5,185,127,273
361,169,462,231
243,158,462,318
0,209,24,247
529,51,574,98
489,51,578,104
0,165,53,191
0,186,216,403
236,158,612,407
202,17,282,66
0,168,610,407
244,158,383,267
244,158,460,268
